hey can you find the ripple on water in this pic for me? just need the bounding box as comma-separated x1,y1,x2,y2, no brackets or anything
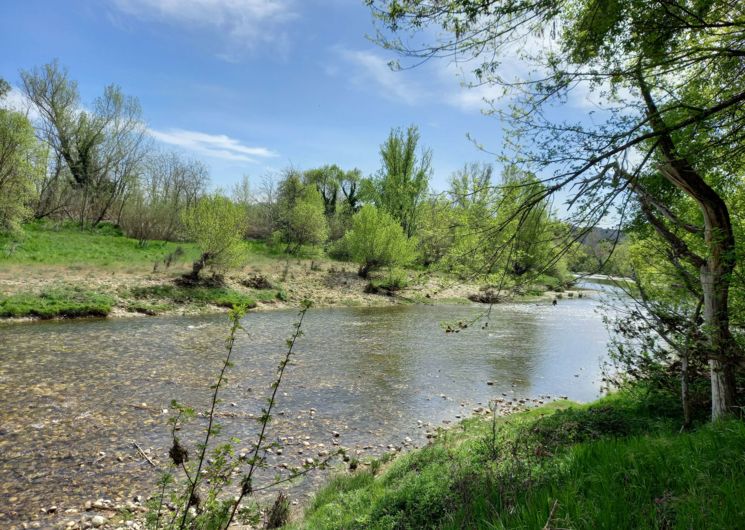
0,294,617,525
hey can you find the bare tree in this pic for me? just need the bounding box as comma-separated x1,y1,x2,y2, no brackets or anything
120,151,208,243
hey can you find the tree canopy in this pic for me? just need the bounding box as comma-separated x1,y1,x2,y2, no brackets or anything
368,0,745,418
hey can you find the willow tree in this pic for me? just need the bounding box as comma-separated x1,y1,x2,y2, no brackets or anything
181,195,247,282
368,0,745,419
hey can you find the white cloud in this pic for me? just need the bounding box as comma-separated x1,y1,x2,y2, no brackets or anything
437,62,505,113
1,88,41,121
337,49,425,106
110,0,296,56
148,128,278,162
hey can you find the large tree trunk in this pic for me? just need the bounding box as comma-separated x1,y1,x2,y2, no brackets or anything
700,225,737,418
638,73,739,420
657,166,738,419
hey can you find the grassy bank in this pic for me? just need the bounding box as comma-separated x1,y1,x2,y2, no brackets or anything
0,221,202,268
0,223,574,320
291,391,745,529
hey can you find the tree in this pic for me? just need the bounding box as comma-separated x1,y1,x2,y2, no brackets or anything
275,169,329,252
21,61,148,227
498,167,553,277
369,0,745,419
344,204,416,277
120,151,208,244
302,165,363,240
371,125,432,238
180,195,247,282
284,186,329,252
0,97,44,234
303,165,342,217
339,168,363,213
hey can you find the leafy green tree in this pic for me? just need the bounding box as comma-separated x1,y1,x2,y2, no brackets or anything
417,196,456,267
369,0,745,419
339,168,363,213
180,195,246,282
303,165,342,217
302,165,364,240
370,125,431,238
0,98,44,235
283,186,328,253
274,169,329,252
344,205,416,277
498,167,553,277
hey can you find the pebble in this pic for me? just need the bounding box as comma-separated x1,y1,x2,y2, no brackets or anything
91,515,106,528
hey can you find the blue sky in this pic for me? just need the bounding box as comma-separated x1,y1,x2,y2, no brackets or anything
0,0,595,193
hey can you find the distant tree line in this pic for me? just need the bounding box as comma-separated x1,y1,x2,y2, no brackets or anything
1,60,594,287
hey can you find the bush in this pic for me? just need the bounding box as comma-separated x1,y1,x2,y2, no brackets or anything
366,269,409,294
181,195,247,281
344,205,416,277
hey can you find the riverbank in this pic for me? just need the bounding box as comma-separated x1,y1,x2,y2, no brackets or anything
0,224,575,322
289,389,745,529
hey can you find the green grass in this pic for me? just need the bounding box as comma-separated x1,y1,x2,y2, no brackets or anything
129,284,258,309
291,392,745,529
125,301,175,316
0,221,201,268
0,286,115,318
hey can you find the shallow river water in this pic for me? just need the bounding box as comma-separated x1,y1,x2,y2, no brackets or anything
0,287,618,526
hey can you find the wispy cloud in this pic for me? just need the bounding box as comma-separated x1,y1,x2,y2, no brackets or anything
109,0,296,57
148,128,278,162
336,49,425,106
334,48,505,112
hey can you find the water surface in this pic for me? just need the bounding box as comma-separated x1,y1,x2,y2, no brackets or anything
0,291,614,525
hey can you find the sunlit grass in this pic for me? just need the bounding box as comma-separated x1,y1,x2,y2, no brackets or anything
0,286,115,318
291,392,745,529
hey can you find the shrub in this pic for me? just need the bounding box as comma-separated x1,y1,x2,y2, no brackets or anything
344,205,416,278
181,195,247,282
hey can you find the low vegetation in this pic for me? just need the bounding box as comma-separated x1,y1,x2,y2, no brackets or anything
129,284,259,309
293,390,745,529
0,286,115,318
0,221,200,268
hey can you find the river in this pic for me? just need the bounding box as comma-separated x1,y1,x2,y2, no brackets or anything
0,284,620,526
